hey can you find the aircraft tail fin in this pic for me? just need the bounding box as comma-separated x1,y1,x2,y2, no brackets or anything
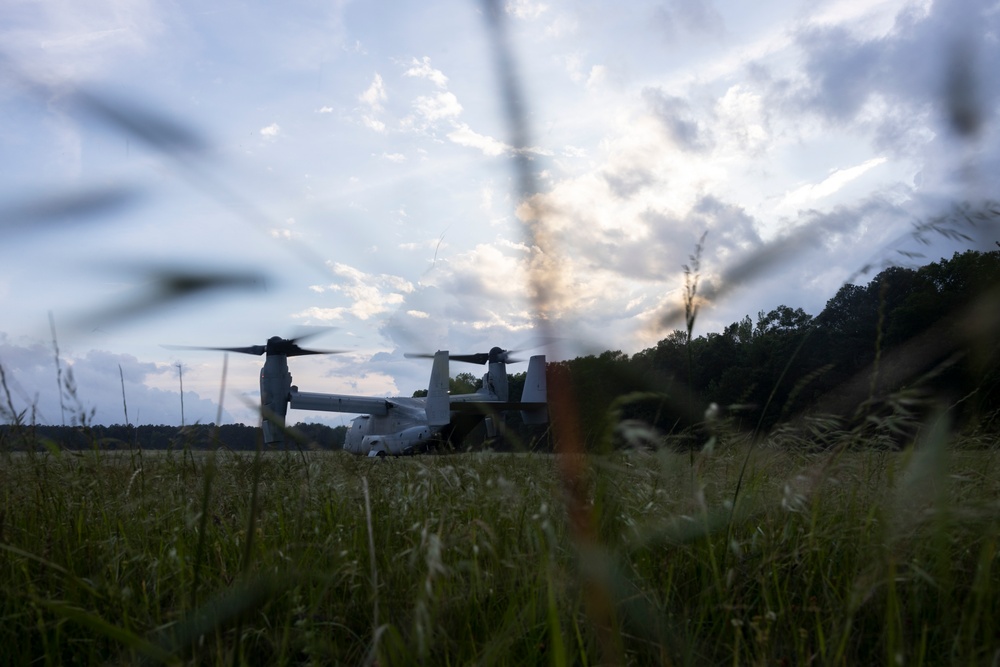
425,350,451,427
520,355,548,424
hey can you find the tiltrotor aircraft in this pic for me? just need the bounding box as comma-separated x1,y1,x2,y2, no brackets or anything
167,335,548,456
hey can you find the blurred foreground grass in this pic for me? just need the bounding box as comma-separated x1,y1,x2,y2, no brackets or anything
1,436,998,666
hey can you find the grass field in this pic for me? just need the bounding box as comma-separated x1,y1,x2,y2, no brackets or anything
2,430,998,666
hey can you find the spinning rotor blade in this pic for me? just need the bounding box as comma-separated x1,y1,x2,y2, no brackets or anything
285,325,338,344
162,343,266,355
404,347,521,365
283,342,346,357
448,352,492,365
163,335,347,357
404,351,489,364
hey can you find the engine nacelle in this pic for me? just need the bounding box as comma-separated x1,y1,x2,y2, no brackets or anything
364,425,437,457
260,354,292,446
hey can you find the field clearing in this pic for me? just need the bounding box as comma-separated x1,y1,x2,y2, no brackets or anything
1,442,999,666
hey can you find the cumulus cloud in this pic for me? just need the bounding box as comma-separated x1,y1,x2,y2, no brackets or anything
447,123,510,156
260,122,281,137
642,88,713,152
603,166,656,199
0,336,230,426
506,0,549,21
359,73,387,111
789,0,1000,138
586,65,608,89
299,263,414,322
413,91,462,122
714,84,771,155
269,217,299,240
654,0,726,41
558,52,585,83
376,240,543,353
356,73,389,133
362,116,386,133
778,157,888,213
504,0,1000,353
404,56,448,88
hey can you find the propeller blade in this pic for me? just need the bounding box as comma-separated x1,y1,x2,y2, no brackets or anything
286,325,338,345
501,338,562,362
404,348,524,365
285,345,347,357
264,336,347,356
164,334,347,358
404,351,491,364
450,353,491,365
162,343,265,355
405,339,560,368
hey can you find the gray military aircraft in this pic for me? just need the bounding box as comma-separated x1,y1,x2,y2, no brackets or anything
167,335,548,456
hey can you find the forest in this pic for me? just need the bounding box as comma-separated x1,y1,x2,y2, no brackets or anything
549,247,1000,450
3,248,998,453
0,422,347,452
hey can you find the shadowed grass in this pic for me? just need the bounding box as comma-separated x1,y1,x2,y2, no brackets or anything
1,438,997,665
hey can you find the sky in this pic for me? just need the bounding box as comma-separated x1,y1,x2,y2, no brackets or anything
1,0,998,428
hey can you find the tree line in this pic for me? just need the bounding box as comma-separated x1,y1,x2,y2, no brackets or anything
1,422,348,452
544,248,1000,449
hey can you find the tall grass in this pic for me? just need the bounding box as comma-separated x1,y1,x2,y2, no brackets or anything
1,431,998,665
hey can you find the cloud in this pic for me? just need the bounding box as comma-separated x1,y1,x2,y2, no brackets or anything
714,84,771,155
0,336,230,426
404,56,448,88
586,65,609,89
299,263,414,323
413,92,462,122
359,73,387,111
260,122,281,138
447,123,510,156
454,2,999,351
506,0,549,21
269,217,300,240
376,240,544,353
545,12,578,38
320,367,399,397
778,157,888,212
603,167,656,199
653,0,726,41
789,0,1000,135
362,116,387,133
642,88,713,152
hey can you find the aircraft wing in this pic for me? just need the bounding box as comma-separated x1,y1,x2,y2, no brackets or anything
448,401,547,413
289,389,391,416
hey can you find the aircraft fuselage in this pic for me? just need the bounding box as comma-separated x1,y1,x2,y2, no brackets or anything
343,398,442,456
